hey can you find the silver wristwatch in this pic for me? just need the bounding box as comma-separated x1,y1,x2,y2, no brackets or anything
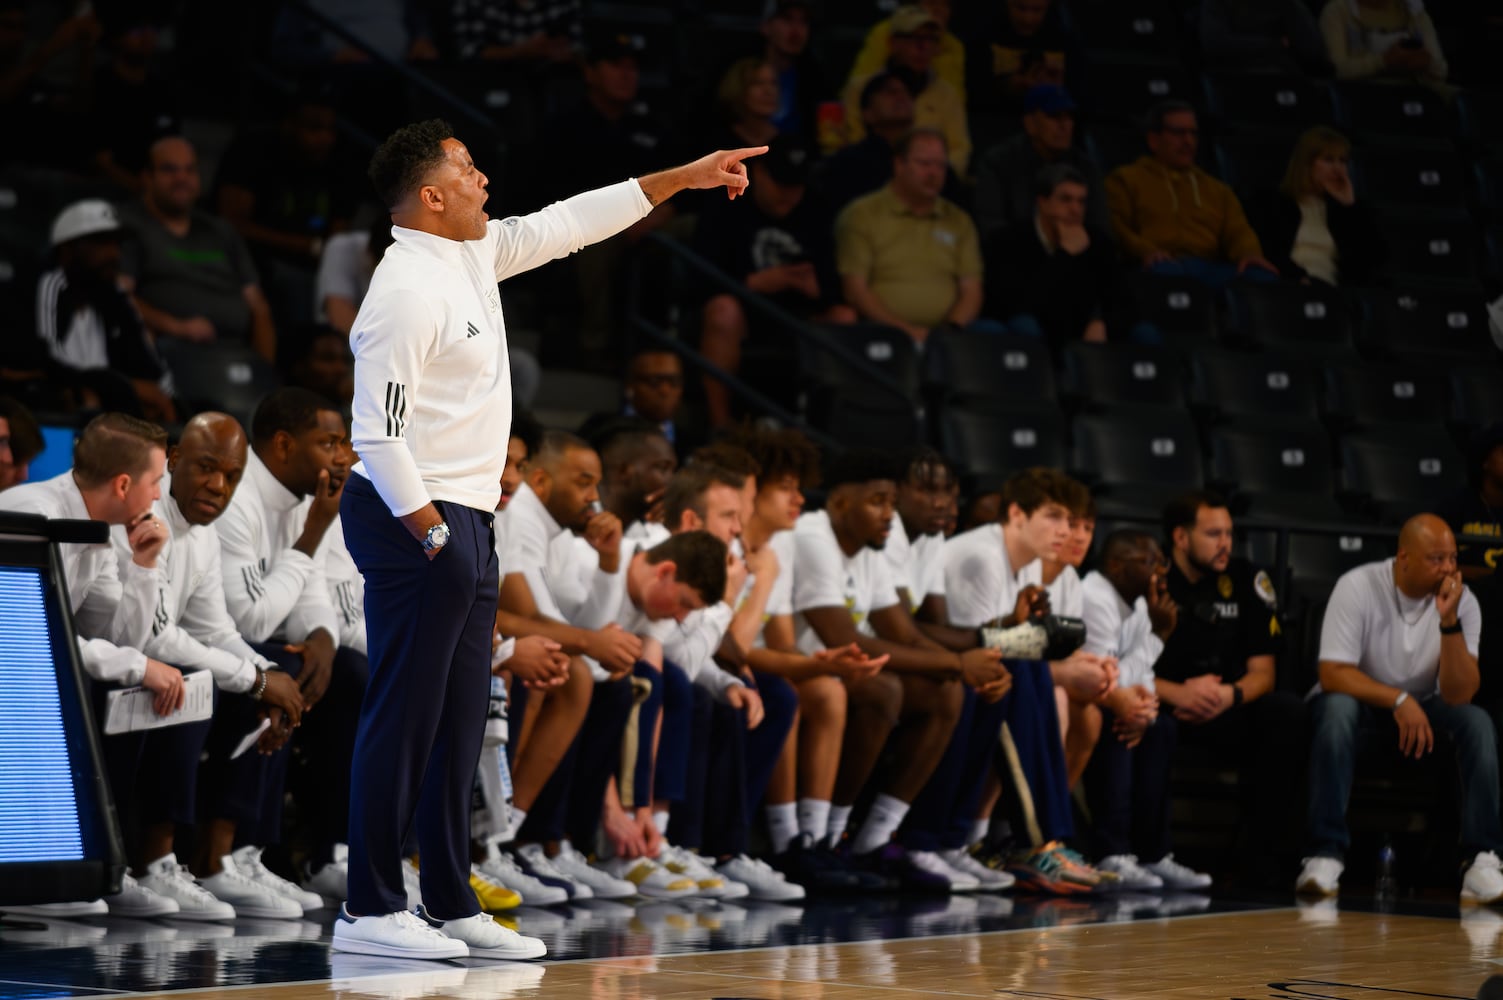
422,521,451,553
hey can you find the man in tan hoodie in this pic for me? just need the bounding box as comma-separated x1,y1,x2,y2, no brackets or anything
1105,100,1277,289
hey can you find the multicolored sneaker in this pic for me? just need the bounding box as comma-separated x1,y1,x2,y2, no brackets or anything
1005,843,1095,895
1047,843,1119,892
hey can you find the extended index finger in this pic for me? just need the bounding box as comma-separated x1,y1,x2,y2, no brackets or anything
721,145,769,165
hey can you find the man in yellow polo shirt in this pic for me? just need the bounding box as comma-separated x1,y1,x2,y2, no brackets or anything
835,127,989,345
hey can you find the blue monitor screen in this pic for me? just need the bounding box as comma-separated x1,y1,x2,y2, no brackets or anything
27,425,76,483
0,566,85,862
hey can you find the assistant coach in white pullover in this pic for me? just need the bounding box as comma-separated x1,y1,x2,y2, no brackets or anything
334,118,766,961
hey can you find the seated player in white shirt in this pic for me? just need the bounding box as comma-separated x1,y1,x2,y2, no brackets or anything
924,467,1114,893
793,449,1007,891
0,413,175,920
209,388,365,917
1298,514,1502,905
1081,530,1210,892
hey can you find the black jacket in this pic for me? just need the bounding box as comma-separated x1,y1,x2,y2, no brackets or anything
1248,191,1387,287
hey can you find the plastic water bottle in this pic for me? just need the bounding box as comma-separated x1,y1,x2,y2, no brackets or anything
1375,839,1397,899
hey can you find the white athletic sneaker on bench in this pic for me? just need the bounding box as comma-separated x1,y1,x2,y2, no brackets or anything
941,848,1017,892
414,905,546,960
138,854,235,921
532,841,633,900
231,846,322,912
1143,854,1211,890
332,905,468,960
660,846,749,900
198,855,302,919
1096,855,1165,892
717,855,806,902
1463,851,1503,905
1295,856,1343,897
104,872,180,918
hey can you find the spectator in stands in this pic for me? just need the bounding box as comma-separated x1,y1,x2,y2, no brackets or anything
271,0,437,66
714,56,782,150
848,0,965,109
448,0,580,64
1156,491,1307,886
955,0,1081,119
1199,0,1332,76
0,395,42,490
1297,514,1501,904
696,135,855,426
985,164,1118,345
836,128,990,346
119,135,278,363
842,6,970,177
1082,530,1214,891
0,1,99,167
1105,101,1278,290
1319,0,1449,86
543,31,683,367
973,84,1108,241
316,213,395,334
33,200,176,422
89,10,180,193
1436,422,1503,582
619,349,702,460
214,88,355,272
760,0,833,149
286,326,354,414
1250,126,1386,287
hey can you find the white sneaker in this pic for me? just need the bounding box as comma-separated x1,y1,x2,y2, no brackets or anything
538,842,636,900
1296,856,1343,897
103,872,180,918
476,848,568,907
402,857,424,909
303,843,349,902
198,855,303,919
415,906,547,960
230,846,322,913
1,898,108,918
941,848,1016,892
1143,854,1211,890
1463,851,1503,905
508,840,593,900
717,854,806,901
332,904,468,960
1096,855,1166,892
659,845,750,899
1462,906,1503,958
598,856,698,899
138,854,236,921
906,850,982,892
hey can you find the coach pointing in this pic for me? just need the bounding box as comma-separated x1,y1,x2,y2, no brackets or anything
334,118,766,961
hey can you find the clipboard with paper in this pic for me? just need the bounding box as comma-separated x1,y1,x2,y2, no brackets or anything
102,669,213,735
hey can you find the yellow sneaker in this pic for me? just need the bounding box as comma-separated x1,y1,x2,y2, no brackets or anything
469,866,522,912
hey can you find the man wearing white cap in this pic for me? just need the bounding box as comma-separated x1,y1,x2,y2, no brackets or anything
32,200,176,422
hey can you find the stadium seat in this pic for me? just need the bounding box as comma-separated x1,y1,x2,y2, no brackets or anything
1338,429,1466,523
1321,362,1451,429
1334,82,1453,145
1188,347,1321,423
1359,287,1494,360
1071,409,1204,499
1084,57,1197,125
1211,134,1294,202
923,330,1056,406
1354,146,1469,219
1066,0,1183,58
1377,217,1481,288
1456,86,1503,154
1451,367,1503,431
1207,424,1336,498
814,392,924,451
1236,490,1348,525
1201,73,1334,136
1286,529,1396,598
1223,281,1354,356
1082,122,1146,173
940,404,1067,479
156,341,281,430
1060,342,1184,410
1124,271,1217,347
799,323,922,399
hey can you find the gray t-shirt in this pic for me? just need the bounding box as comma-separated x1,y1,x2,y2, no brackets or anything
118,203,259,343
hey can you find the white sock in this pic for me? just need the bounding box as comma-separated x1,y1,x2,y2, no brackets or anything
797,798,831,843
509,807,527,837
767,802,799,854
852,794,909,855
969,818,991,848
653,810,670,836
826,804,853,847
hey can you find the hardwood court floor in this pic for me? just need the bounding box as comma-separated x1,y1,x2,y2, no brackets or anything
3,896,1500,1000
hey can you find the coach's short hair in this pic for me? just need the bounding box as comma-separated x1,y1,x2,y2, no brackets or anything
251,387,338,447
72,413,167,488
663,464,745,530
533,429,594,474
369,118,454,210
644,530,728,605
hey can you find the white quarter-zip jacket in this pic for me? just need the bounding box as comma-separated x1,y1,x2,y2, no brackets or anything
0,471,158,684
110,481,269,693
1081,570,1163,691
216,451,339,644
349,180,653,517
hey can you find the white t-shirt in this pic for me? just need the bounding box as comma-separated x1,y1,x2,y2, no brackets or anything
1317,558,1482,698
883,515,947,613
1037,563,1084,618
315,230,375,324
792,510,900,654
1080,570,1162,691
942,523,1039,629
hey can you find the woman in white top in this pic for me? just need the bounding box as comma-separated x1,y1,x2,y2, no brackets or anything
1318,0,1449,85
